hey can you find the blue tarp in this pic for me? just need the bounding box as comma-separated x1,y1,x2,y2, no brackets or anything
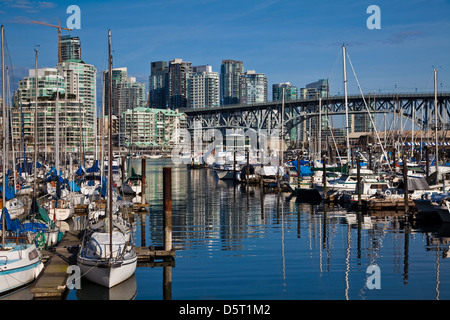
298,166,313,176
290,160,310,167
76,166,86,176
0,176,15,200
68,181,81,192
1,207,20,232
86,160,99,173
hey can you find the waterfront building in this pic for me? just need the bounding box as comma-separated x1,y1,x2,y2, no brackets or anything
149,61,168,109
187,65,220,108
121,107,186,151
61,35,81,62
240,70,267,104
168,59,191,109
220,60,244,106
57,59,96,152
11,99,88,155
273,82,298,101
14,68,66,105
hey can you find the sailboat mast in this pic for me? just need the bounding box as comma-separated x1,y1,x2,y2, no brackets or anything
33,48,38,200
342,45,350,167
2,25,6,248
108,29,113,255
55,67,60,175
434,68,439,184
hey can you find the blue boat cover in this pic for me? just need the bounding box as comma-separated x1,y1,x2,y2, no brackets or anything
86,160,99,173
1,207,20,232
68,181,81,192
0,176,15,200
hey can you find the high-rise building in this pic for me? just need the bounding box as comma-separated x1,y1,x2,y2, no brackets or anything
119,77,146,111
300,79,329,99
103,67,127,116
61,35,81,62
273,82,298,101
14,68,66,104
58,59,97,152
240,70,267,104
168,59,191,109
187,65,219,109
220,60,244,106
149,61,168,109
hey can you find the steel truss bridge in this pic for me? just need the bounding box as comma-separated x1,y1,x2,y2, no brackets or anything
180,92,450,135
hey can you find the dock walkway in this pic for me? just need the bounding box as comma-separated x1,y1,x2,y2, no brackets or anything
30,229,175,300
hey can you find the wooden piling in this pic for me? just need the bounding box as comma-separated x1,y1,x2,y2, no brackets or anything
246,151,249,186
233,150,236,183
357,155,361,207
163,266,172,300
141,157,146,205
403,155,409,214
163,167,172,252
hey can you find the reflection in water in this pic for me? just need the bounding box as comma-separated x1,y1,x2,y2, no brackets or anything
76,274,137,300
62,158,450,300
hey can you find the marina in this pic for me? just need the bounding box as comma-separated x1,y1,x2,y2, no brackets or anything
1,157,450,300
0,1,450,302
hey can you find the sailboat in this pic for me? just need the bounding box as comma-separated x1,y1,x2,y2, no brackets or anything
0,25,44,295
77,30,137,288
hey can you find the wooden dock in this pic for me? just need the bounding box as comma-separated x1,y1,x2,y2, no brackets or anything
30,229,175,300
30,230,80,300
361,198,416,211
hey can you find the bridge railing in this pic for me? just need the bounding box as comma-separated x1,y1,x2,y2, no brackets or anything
180,92,450,114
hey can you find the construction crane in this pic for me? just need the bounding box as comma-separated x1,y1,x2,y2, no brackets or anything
32,20,72,63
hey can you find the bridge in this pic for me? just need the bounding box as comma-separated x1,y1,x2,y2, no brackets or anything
179,92,450,135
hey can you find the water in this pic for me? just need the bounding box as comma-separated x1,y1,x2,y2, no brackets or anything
60,158,450,300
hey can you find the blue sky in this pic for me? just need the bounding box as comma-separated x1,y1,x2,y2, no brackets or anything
1,0,450,99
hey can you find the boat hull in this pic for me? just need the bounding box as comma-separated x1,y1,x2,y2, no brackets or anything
77,254,137,288
0,244,44,295
48,208,74,221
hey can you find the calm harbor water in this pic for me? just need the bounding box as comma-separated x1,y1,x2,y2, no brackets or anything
12,158,450,300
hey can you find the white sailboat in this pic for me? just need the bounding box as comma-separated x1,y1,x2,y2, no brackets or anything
0,25,44,295
0,238,44,295
77,30,137,288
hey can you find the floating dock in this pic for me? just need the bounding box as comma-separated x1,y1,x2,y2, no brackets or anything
30,225,175,300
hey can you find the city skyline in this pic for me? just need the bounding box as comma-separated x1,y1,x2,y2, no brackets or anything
1,0,449,102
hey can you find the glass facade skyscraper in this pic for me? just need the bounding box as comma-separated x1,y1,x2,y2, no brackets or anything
240,70,267,104
220,60,244,106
